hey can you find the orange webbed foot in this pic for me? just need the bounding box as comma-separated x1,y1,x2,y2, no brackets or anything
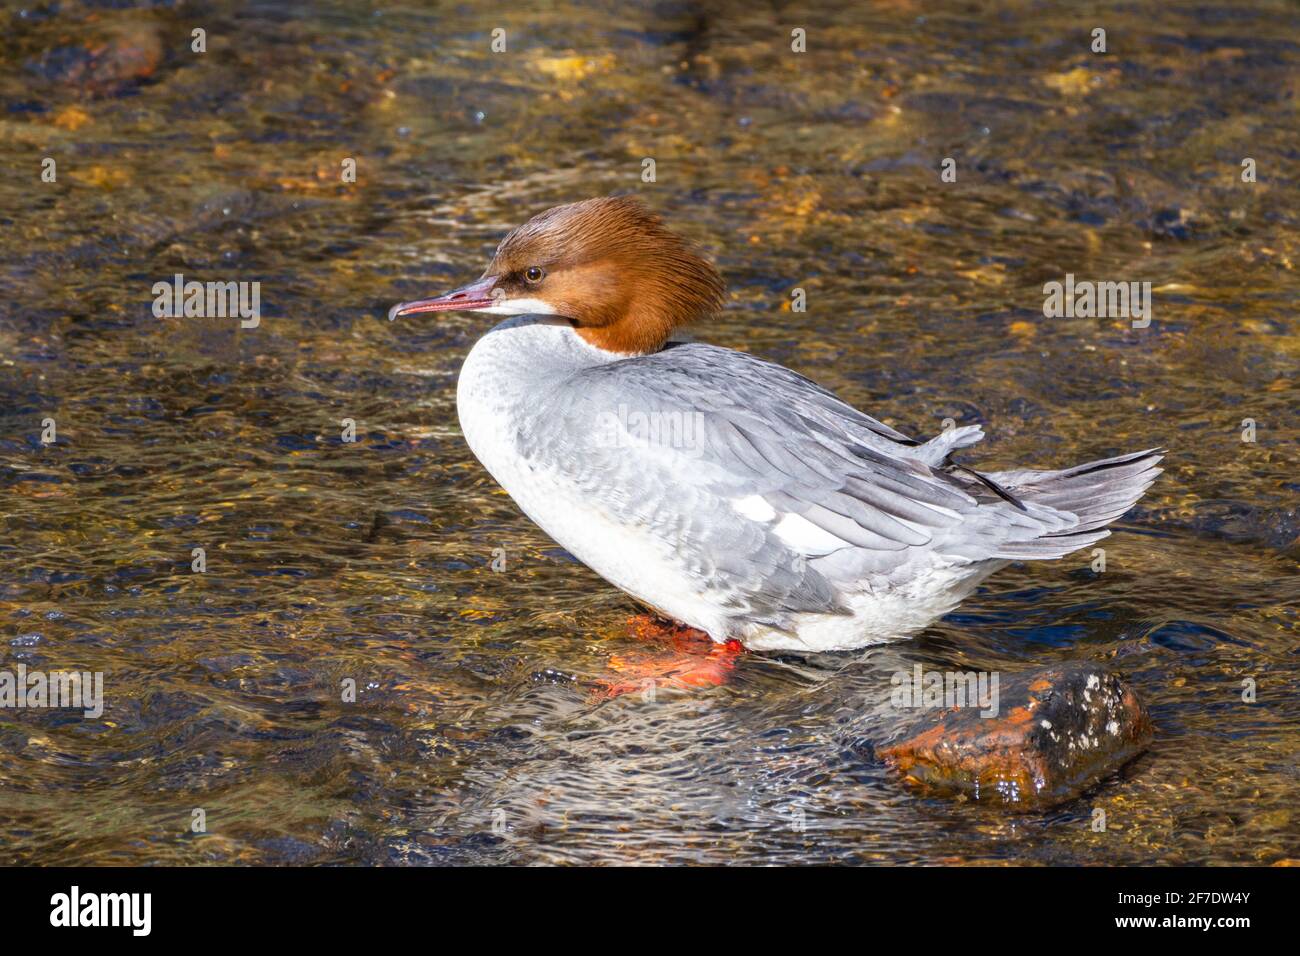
595,615,745,699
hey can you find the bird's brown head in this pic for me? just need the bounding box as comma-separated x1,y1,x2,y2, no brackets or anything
389,196,725,355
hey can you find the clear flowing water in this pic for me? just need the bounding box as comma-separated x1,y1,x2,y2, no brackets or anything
0,0,1296,865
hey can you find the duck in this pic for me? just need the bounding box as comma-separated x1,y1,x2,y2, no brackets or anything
389,196,1163,653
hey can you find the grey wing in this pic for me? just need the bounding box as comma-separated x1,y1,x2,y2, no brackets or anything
522,343,1072,630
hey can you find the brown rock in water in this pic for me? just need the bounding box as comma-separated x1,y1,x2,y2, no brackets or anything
36,21,163,98
880,664,1153,808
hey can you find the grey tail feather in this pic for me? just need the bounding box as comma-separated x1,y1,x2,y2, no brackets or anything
950,463,1028,511
983,447,1165,560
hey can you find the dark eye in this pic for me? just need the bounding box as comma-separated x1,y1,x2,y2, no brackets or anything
524,266,545,283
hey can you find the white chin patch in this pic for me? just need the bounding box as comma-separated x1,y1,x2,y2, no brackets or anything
475,298,558,316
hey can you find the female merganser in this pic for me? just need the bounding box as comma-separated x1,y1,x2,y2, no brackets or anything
390,196,1163,653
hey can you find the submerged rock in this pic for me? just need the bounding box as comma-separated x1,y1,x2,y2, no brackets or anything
30,20,163,98
880,664,1152,808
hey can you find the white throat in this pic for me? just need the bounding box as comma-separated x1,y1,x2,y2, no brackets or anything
455,315,619,471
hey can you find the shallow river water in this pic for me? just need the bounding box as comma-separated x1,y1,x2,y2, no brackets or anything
0,0,1297,865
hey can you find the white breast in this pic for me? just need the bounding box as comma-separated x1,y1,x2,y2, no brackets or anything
455,318,734,637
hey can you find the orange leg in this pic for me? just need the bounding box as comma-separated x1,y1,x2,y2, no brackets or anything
596,614,745,698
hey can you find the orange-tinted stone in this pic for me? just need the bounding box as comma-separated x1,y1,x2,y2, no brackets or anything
879,664,1153,808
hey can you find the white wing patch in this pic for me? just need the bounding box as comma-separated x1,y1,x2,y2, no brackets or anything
732,494,776,522
772,513,852,555
735,494,862,555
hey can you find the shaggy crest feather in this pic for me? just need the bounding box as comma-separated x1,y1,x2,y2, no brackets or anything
486,196,725,354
